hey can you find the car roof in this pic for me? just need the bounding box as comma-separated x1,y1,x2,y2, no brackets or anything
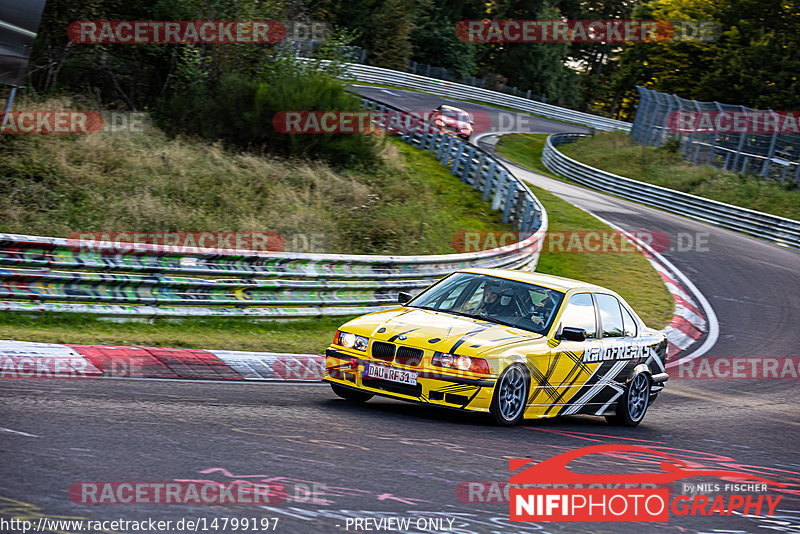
439,105,468,113
457,268,610,293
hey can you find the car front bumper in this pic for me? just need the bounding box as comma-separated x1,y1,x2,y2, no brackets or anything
324,348,496,412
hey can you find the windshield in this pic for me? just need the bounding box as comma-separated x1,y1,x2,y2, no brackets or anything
408,272,564,335
438,108,470,122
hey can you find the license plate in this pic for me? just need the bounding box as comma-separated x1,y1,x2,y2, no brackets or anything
363,363,418,386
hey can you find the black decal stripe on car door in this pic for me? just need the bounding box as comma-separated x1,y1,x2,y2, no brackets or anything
544,356,611,416
527,363,560,404
539,350,588,405
559,360,627,416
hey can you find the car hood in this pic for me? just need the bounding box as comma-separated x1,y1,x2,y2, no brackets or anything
339,307,543,357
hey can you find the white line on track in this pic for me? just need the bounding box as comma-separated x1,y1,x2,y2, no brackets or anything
90,376,328,385
0,426,38,437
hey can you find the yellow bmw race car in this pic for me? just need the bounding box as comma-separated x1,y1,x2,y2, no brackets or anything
324,268,669,426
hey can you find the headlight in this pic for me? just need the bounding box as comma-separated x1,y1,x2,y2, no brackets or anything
431,352,490,374
334,330,368,351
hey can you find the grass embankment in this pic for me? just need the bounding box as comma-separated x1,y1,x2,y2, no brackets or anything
502,130,800,221
0,102,506,255
0,178,673,350
0,112,671,352
0,314,345,354
495,133,561,179
0,98,508,351
0,181,672,350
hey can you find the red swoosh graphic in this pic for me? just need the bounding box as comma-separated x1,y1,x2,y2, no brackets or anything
510,444,786,487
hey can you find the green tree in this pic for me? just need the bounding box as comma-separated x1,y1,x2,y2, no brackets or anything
612,0,800,115
483,1,582,106
368,0,415,70
409,0,483,78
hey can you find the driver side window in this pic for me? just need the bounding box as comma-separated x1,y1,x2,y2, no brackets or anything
559,293,597,339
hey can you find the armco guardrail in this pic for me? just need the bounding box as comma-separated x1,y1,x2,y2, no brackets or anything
0,99,547,318
542,133,800,251
307,59,631,132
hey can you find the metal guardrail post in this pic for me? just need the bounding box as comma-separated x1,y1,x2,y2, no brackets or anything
482,159,497,201
472,151,486,188
451,143,467,179
502,183,516,223
492,170,507,211
761,111,780,178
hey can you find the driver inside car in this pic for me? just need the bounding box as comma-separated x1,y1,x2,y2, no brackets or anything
529,289,558,327
472,283,518,318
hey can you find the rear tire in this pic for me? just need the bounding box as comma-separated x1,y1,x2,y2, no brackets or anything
606,373,651,427
490,364,529,426
330,383,373,403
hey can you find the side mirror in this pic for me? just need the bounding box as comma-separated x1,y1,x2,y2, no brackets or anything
398,291,413,304
559,327,587,342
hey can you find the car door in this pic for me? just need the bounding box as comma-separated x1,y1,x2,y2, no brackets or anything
551,292,645,416
534,292,601,416
578,293,641,414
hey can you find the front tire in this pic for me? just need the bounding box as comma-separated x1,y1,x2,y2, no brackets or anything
330,383,373,403
490,364,529,426
606,373,651,427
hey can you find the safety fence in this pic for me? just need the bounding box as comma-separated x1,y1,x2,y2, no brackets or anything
304,59,631,132
543,133,800,251
293,43,546,102
0,98,547,318
407,60,545,102
631,86,800,183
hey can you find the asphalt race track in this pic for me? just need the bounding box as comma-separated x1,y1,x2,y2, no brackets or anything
2,379,798,534
352,85,592,137
1,87,799,534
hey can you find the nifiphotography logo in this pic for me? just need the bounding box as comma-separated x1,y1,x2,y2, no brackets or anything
509,444,784,522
